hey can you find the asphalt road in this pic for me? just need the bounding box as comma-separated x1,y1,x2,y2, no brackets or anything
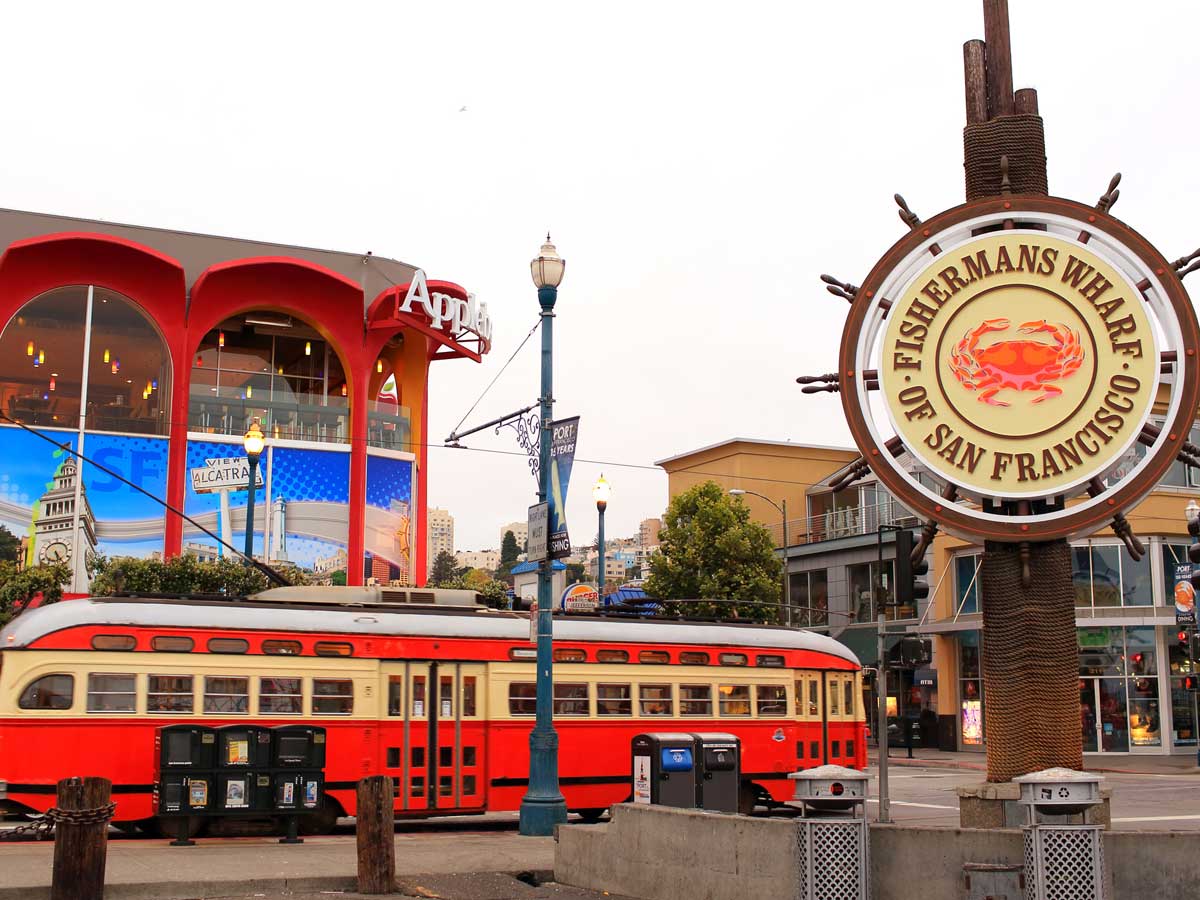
845,766,1200,830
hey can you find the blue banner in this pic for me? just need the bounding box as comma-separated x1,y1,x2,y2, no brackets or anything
548,417,579,559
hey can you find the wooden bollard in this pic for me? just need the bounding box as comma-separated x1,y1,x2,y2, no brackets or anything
356,776,395,894
51,776,113,900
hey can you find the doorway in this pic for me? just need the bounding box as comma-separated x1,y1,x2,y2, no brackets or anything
1079,677,1128,753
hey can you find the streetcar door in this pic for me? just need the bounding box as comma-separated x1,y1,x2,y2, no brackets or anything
380,662,433,811
430,662,487,810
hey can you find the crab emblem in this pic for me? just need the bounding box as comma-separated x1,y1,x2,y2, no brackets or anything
947,318,1085,406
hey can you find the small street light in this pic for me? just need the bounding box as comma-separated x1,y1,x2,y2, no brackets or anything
519,235,569,837
242,419,265,565
728,488,791,625
593,474,611,597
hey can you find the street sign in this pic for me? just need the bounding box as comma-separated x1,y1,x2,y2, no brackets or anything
1175,563,1196,627
527,502,549,562
548,417,579,559
190,457,263,494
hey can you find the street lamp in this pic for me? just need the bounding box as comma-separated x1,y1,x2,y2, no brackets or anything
593,474,610,597
242,418,265,565
519,235,569,836
729,488,791,625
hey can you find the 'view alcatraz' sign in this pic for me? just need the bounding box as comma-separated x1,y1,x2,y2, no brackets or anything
190,457,264,494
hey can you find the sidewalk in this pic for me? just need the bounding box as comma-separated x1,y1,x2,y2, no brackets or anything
0,826,562,900
869,747,1200,775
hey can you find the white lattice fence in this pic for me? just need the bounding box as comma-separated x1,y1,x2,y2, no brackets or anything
1023,826,1105,900
797,819,869,900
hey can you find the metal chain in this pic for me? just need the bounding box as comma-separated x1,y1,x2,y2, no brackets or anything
0,802,116,841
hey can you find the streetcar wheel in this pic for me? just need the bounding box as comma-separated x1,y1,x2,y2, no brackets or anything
575,808,607,823
737,784,757,816
298,805,339,836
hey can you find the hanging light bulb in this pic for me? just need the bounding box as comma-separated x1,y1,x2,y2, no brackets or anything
341,383,347,396
42,392,49,401
277,365,283,374
145,380,153,396
26,341,33,357
49,377,56,391
305,341,312,356
111,360,118,375
246,385,253,399
151,378,158,390
37,349,45,365
196,354,203,367
33,355,39,368
103,348,110,364
115,358,121,373
218,331,225,348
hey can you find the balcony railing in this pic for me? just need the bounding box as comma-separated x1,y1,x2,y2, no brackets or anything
766,497,920,548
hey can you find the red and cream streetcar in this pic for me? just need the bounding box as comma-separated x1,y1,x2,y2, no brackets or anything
0,586,866,833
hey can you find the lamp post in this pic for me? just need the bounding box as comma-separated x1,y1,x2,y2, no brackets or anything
594,474,610,598
519,235,568,836
242,418,265,564
729,488,791,626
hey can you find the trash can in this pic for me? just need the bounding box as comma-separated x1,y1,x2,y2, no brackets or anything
1014,768,1107,900
631,733,699,809
691,732,740,813
788,765,870,900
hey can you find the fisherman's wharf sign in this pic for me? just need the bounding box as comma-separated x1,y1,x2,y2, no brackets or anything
881,231,1157,498
836,196,1200,542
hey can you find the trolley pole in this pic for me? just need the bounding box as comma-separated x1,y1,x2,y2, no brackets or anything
877,618,890,824
520,239,568,836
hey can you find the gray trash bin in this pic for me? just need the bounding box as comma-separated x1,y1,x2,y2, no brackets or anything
692,732,740,813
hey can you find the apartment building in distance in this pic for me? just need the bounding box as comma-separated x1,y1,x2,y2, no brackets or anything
499,521,528,551
426,508,455,577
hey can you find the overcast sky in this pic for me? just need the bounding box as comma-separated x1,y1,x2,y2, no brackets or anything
4,1,1199,551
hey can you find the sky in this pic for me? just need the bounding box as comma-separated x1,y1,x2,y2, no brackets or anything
2,1,1199,551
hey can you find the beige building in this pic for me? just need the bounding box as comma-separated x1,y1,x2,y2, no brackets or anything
639,517,662,547
499,521,528,552
427,508,455,577
659,428,1200,758
455,549,500,572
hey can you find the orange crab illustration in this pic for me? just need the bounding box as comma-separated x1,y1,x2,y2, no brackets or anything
947,318,1085,406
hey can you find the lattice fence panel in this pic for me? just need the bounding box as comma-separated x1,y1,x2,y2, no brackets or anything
1025,827,1105,900
797,820,868,900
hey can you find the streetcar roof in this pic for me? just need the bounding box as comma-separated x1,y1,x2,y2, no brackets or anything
0,598,860,665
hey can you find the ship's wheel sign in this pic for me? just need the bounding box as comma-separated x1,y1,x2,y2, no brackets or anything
835,195,1200,542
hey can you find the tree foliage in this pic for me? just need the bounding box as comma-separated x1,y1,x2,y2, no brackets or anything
89,555,309,598
0,561,71,625
497,530,521,581
0,525,21,563
430,551,458,586
644,481,782,621
565,562,587,584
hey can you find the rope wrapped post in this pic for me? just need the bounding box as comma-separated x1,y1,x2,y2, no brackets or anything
50,776,114,900
356,776,395,894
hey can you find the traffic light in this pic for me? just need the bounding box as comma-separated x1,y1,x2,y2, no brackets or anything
1179,629,1191,653
1185,675,1200,692
895,530,929,608
1191,630,1200,662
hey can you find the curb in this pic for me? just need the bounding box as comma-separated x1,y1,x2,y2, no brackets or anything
870,755,1200,776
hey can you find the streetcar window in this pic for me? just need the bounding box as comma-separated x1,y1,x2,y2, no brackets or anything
508,682,536,716
844,680,854,716
463,677,477,717
809,680,819,717
412,747,425,767
259,677,302,714
439,747,453,767
554,683,589,716
679,652,709,665
18,674,73,710
411,777,425,798
679,684,712,716
596,649,629,663
756,655,785,668
147,675,194,713
463,775,477,794
313,679,354,715
509,648,537,660
263,640,302,656
412,676,426,716
794,680,804,716
463,747,477,766
756,684,787,716
151,636,194,653
388,676,403,716
639,684,673,716
86,673,136,712
207,638,249,654
314,642,353,657
386,748,400,767
597,684,632,716
439,775,453,797
828,680,840,716
438,675,454,717
554,648,587,662
719,653,748,667
718,684,751,716
831,741,841,758
846,740,856,758
91,635,136,651
204,676,249,714
639,651,670,664
796,741,805,759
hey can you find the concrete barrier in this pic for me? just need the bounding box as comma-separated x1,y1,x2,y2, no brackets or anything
555,804,1200,900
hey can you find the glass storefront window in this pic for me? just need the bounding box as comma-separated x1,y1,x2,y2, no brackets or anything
1121,546,1153,606
846,561,896,623
789,569,828,628
959,630,984,746
955,554,980,615
1069,542,1153,609
1071,546,1092,607
1090,545,1121,607
0,286,169,435
189,316,349,444
1078,627,1124,676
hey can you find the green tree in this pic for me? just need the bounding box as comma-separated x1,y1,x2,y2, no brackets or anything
497,530,521,581
430,550,458,586
565,561,587,583
0,561,71,625
0,525,21,563
644,481,782,621
89,555,309,598
330,569,347,586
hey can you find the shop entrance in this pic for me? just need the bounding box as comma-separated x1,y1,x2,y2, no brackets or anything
382,661,486,812
1079,677,1129,753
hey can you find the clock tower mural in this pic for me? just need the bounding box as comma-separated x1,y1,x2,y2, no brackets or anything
32,456,97,570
